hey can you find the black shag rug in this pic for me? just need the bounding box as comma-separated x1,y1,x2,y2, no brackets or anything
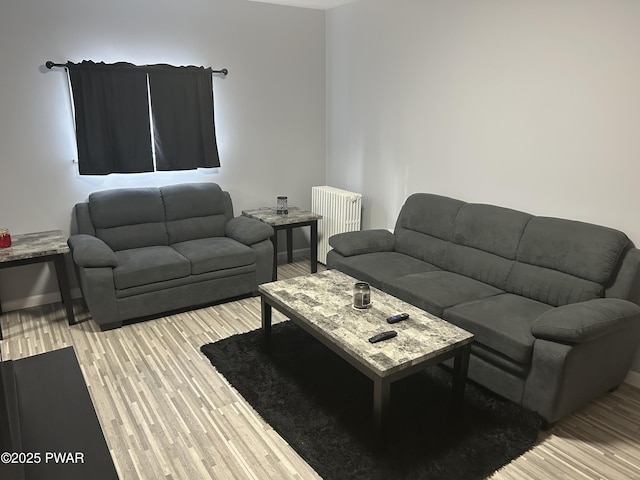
200,321,541,480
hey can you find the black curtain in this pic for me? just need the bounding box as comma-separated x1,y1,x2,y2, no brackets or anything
68,61,154,175
148,66,220,171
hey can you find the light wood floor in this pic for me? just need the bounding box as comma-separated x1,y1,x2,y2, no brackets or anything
1,259,639,479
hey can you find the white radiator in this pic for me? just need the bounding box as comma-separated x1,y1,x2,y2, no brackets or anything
312,186,362,265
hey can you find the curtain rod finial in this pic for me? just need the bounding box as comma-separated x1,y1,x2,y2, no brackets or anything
45,61,55,69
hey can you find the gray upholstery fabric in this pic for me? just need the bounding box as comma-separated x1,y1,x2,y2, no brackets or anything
89,187,165,227
166,216,228,245
162,183,229,243
393,228,450,267
326,191,640,424
328,229,395,257
113,246,190,290
531,298,640,343
89,187,169,250
506,262,603,306
68,234,117,267
443,244,514,290
393,193,464,267
395,193,464,239
326,251,439,289
606,248,640,304
444,294,553,364
451,203,532,258
68,182,272,331
381,271,503,317
172,237,255,275
161,182,227,218
73,203,96,236
114,265,256,298
516,216,630,283
225,216,274,246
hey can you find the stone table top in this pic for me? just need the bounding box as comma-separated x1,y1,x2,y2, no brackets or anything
242,206,322,227
0,230,69,263
259,269,474,377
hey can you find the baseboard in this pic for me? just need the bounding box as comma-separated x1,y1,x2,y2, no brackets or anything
0,288,82,313
276,247,311,262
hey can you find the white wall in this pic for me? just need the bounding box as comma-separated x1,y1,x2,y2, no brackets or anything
326,0,640,377
327,0,640,234
0,0,326,309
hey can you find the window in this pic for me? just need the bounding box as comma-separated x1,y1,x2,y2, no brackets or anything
67,61,220,175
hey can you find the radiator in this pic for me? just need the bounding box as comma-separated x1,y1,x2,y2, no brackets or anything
312,186,362,265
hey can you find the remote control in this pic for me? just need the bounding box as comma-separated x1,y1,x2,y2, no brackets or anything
386,313,409,324
368,330,397,343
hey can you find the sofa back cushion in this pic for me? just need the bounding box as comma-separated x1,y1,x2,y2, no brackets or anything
505,217,630,306
161,183,231,244
443,204,532,289
89,187,168,251
392,194,631,307
394,193,464,267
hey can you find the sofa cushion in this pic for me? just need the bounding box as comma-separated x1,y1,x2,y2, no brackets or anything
225,216,274,246
172,238,255,275
381,271,503,317
89,188,168,250
327,251,440,289
329,229,395,257
393,193,464,267
443,244,515,290
451,203,532,259
444,294,553,365
516,216,629,284
395,193,464,240
114,246,190,290
506,263,604,306
161,183,230,244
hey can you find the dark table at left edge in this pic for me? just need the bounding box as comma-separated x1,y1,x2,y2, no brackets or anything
0,346,119,480
0,230,75,340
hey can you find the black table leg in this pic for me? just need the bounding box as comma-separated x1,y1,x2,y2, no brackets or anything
452,343,471,406
310,220,318,273
373,377,391,444
54,254,76,325
286,226,293,263
261,296,272,348
270,234,278,281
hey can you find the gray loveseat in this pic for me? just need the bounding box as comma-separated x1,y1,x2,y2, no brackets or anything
68,182,274,331
327,193,640,424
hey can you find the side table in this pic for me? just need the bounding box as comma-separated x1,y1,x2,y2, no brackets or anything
0,230,75,339
242,207,322,281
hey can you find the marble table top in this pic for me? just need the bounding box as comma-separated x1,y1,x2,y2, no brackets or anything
242,206,322,227
259,269,474,377
0,230,69,263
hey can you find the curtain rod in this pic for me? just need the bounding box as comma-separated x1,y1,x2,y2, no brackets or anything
45,61,229,77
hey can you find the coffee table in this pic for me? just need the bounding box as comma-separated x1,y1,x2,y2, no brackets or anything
259,269,474,443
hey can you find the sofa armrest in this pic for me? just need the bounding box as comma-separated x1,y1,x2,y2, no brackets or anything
225,216,274,245
329,229,395,257
68,234,118,268
531,298,640,343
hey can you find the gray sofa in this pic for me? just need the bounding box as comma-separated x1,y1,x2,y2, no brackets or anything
68,183,274,331
327,193,640,424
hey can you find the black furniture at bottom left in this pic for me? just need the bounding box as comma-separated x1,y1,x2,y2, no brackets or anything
0,346,118,480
